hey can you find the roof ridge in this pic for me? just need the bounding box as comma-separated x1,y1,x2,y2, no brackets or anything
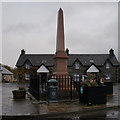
25,54,109,55
69,54,109,55
25,54,54,55
16,53,119,67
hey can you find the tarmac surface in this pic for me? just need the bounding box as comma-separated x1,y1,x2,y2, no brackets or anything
2,82,120,119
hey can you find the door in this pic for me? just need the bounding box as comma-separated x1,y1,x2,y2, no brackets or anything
41,73,47,84
40,73,47,92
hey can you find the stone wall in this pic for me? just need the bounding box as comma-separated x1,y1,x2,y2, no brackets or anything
68,64,118,82
17,64,118,83
98,66,118,82
17,65,38,82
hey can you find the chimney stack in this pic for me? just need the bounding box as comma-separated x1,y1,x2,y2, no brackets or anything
21,49,25,55
66,48,69,56
109,48,114,55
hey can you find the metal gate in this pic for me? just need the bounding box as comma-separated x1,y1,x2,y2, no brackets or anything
29,75,40,101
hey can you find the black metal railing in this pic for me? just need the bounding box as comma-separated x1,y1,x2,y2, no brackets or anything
29,74,81,102
51,75,81,101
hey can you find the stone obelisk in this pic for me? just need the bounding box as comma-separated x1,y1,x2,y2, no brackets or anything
54,8,68,76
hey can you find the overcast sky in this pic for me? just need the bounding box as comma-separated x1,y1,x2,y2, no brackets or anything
2,2,118,67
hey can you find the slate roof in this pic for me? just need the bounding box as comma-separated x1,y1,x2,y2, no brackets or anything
16,53,119,67
16,54,54,67
1,67,13,75
68,54,119,66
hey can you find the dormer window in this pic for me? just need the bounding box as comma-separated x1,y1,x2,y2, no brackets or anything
75,63,80,69
26,63,30,69
106,62,110,69
42,60,47,63
90,60,94,63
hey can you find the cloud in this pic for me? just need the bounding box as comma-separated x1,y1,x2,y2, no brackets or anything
2,2,118,67
3,23,42,33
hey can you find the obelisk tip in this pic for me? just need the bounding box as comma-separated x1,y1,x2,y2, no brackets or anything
59,8,63,12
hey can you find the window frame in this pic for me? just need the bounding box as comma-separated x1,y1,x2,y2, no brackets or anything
25,63,31,69
25,73,30,80
74,74,80,82
106,74,110,80
75,63,80,70
106,62,110,69
90,60,94,63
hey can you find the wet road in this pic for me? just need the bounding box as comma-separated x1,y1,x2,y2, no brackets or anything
73,108,120,120
2,83,43,115
2,83,120,120
2,108,120,120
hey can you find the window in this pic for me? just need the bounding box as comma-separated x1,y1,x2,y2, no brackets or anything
106,62,110,69
42,60,47,63
82,75,87,81
26,63,30,69
106,74,110,80
25,73,30,80
74,74,80,82
90,60,94,63
75,63,80,69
